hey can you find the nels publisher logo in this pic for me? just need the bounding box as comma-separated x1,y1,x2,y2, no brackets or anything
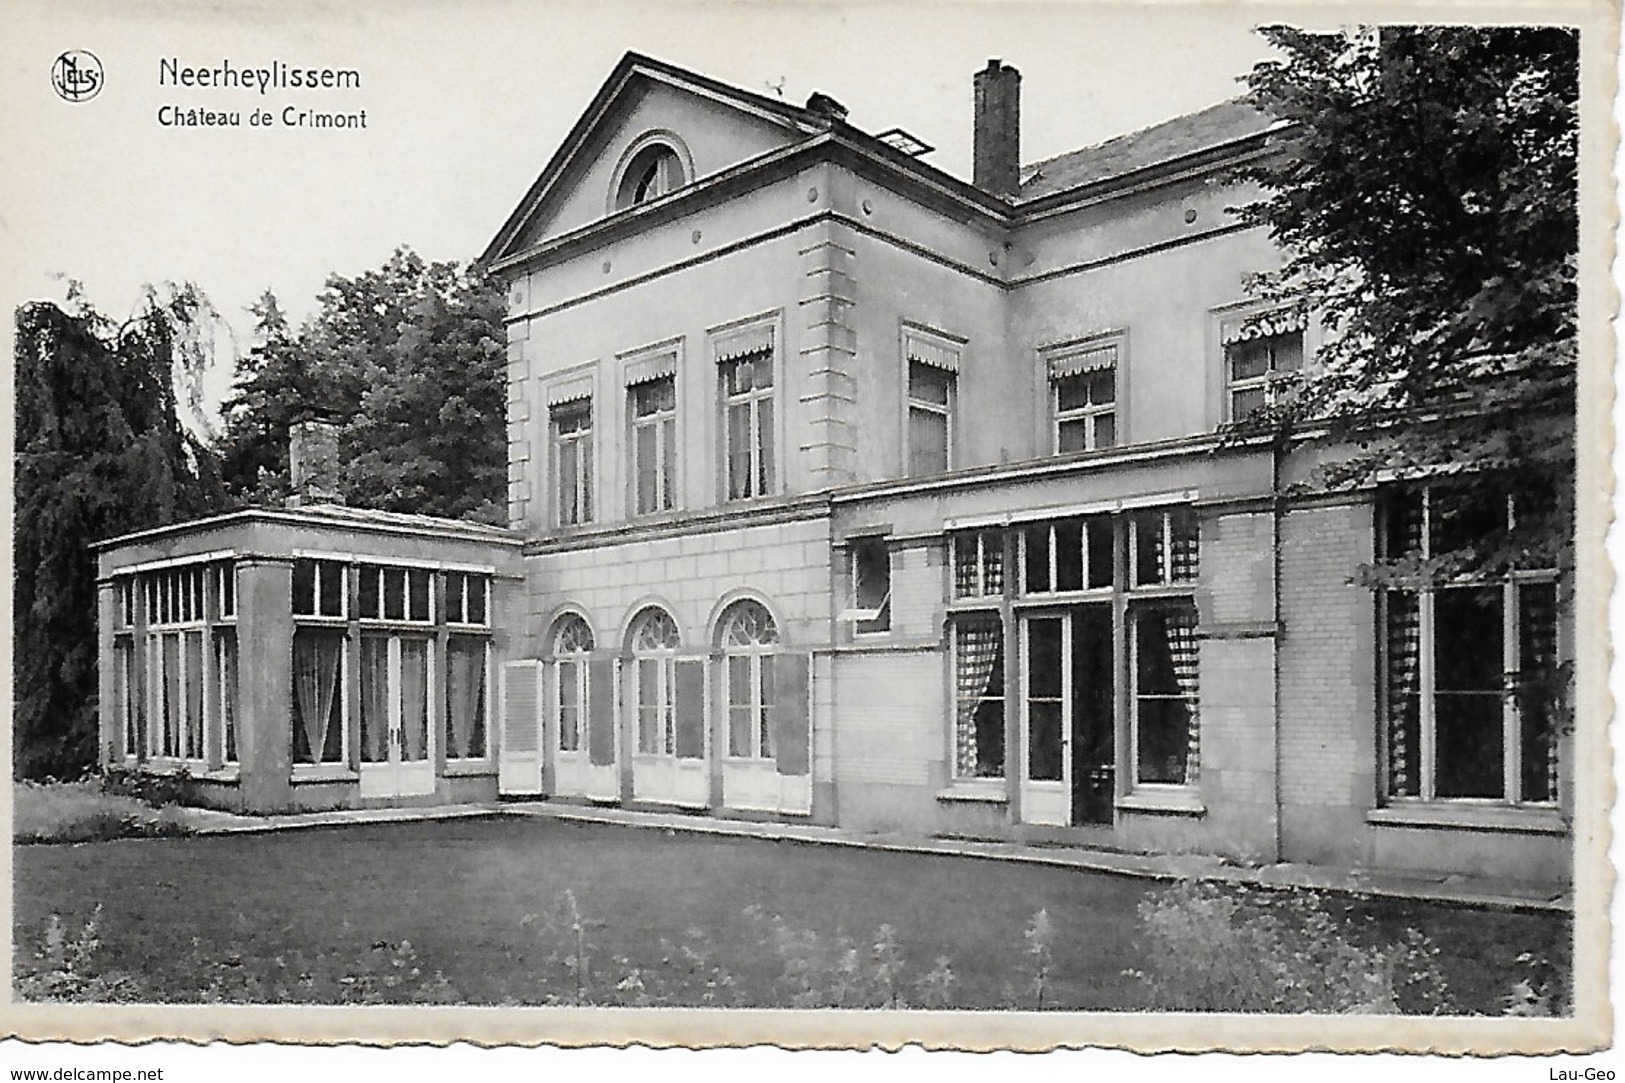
52,50,103,102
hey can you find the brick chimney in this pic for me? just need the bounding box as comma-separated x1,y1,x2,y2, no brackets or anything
287,418,343,508
973,59,1021,198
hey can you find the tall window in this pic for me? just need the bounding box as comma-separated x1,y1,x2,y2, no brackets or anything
143,565,209,763
446,637,489,761
292,629,345,766
1130,599,1201,786
292,558,347,767
951,612,1005,781
550,614,594,754
1223,312,1305,421
720,600,778,761
1127,507,1201,787
552,400,593,526
720,339,775,500
907,361,954,475
1047,340,1118,453
631,376,677,514
630,608,681,756
1381,486,1560,805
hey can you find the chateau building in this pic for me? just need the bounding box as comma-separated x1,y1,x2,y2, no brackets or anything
95,53,1571,887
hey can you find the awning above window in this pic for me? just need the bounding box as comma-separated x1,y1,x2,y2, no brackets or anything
906,335,960,373
1047,343,1117,381
1221,309,1306,345
622,350,678,387
714,323,774,363
545,374,594,407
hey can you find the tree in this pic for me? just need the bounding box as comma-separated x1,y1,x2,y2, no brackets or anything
14,287,227,778
1235,25,1578,577
217,248,506,524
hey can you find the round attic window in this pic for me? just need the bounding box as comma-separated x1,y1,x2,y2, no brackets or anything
615,143,685,210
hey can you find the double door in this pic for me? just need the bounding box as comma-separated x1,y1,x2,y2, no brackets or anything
359,635,435,798
1020,604,1115,826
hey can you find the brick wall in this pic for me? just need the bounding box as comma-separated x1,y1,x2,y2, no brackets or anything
1276,500,1376,864
829,649,942,832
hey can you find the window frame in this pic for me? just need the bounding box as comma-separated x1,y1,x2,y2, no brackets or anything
901,326,962,478
549,614,595,755
1128,596,1202,790
718,600,780,763
1378,486,1561,808
629,374,679,516
137,560,237,771
550,397,594,528
628,607,682,758
444,634,491,764
1218,309,1308,424
1042,336,1121,454
718,344,777,502
949,610,1006,784
845,536,893,636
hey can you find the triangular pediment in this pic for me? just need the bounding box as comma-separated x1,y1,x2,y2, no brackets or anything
484,53,821,266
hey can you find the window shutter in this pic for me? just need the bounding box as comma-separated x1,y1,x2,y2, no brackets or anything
587,658,616,767
674,658,706,760
498,660,542,795
772,652,811,777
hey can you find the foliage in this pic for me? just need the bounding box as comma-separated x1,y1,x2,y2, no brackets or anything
1235,26,1578,575
1126,880,1454,1014
1503,950,1571,1016
13,780,194,844
217,248,507,523
15,910,459,1004
14,289,228,779
99,764,200,808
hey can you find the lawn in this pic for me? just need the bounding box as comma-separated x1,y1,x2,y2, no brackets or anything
12,816,1570,1010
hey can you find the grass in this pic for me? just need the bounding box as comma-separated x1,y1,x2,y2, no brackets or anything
12,817,1570,1010
13,779,193,844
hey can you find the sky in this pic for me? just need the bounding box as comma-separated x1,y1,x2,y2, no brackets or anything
2,0,1290,424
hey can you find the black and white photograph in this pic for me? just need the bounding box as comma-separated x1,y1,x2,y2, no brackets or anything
1,0,1616,1068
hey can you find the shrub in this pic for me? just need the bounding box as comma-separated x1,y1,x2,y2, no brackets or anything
1126,880,1455,1014
100,765,198,808
13,779,194,844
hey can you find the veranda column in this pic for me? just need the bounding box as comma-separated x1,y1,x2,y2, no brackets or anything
237,557,294,812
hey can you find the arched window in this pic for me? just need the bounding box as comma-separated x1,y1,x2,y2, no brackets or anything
615,143,684,210
550,614,594,753
629,607,680,755
718,600,778,760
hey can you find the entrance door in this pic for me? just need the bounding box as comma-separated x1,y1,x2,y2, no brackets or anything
1020,605,1114,826
359,635,435,799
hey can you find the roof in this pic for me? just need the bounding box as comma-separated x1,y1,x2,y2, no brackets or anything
481,51,838,267
1018,99,1277,201
484,56,1282,271
95,503,519,552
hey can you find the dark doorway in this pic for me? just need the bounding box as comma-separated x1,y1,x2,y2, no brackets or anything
1070,604,1115,824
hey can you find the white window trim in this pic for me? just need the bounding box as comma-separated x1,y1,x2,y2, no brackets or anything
550,397,594,528
1127,598,1201,791
842,538,892,634
444,636,491,764
901,324,962,476
355,563,437,625
629,374,680,516
1042,333,1122,454
1381,487,1561,808
948,609,1006,785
